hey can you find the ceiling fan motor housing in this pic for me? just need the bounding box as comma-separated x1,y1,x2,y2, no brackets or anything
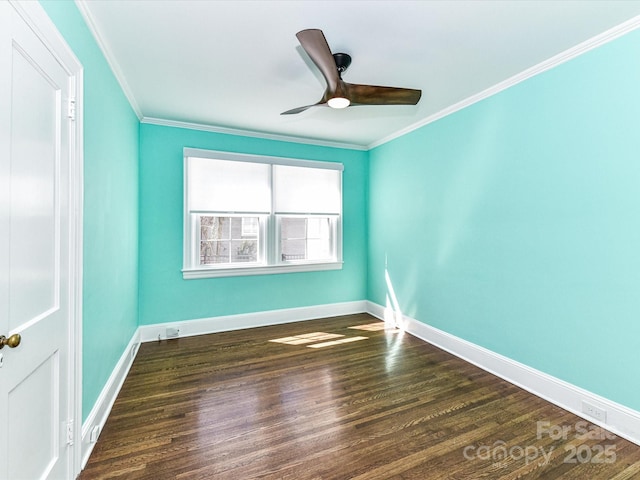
333,53,352,75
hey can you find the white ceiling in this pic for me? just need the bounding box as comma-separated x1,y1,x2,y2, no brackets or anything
77,1,640,149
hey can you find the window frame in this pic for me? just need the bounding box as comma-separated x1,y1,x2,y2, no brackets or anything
183,148,343,279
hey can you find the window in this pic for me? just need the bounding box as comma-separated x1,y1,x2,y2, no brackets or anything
183,148,343,278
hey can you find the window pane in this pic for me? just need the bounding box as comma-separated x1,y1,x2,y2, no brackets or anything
201,216,230,241
307,238,330,259
307,217,329,238
281,217,306,239
280,216,333,262
232,240,258,263
230,217,243,239
306,217,331,260
282,239,306,261
201,240,229,264
200,215,260,265
241,217,258,236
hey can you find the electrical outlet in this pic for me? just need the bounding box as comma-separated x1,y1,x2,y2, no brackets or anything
90,425,101,443
166,327,180,339
582,400,607,423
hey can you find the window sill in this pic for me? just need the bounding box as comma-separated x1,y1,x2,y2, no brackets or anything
182,261,343,279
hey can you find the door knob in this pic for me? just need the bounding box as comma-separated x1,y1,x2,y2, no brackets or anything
0,334,21,349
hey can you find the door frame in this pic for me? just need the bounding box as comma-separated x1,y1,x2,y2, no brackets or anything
9,1,84,477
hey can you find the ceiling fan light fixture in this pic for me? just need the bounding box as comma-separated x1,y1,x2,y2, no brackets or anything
327,96,350,109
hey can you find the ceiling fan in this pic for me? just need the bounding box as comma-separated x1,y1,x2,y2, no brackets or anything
282,29,422,115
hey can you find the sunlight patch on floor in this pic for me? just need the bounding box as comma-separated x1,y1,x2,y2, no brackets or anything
269,332,344,345
307,336,368,348
349,322,389,332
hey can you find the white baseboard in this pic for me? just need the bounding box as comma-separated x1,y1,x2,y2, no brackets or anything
138,300,368,343
366,301,640,446
81,330,140,468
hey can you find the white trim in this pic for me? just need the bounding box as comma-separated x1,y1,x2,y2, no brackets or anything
368,15,640,150
70,67,84,479
366,301,640,447
11,1,82,74
183,261,343,279
143,117,367,151
74,0,143,119
9,1,85,477
138,301,367,342
81,330,140,469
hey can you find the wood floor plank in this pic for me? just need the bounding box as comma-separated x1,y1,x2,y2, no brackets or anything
79,314,640,479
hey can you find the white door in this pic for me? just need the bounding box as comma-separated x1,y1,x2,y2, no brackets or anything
0,2,80,479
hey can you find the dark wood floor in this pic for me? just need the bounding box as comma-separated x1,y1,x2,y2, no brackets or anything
80,314,640,479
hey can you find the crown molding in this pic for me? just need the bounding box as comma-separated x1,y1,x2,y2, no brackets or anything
141,117,368,151
74,0,143,120
368,15,640,150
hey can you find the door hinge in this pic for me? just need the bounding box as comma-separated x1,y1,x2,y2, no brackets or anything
66,420,74,446
68,98,76,121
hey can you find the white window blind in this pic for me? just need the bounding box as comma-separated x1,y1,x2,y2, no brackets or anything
187,157,271,213
273,165,341,214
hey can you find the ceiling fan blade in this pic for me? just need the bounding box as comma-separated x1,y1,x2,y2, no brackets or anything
281,104,315,115
345,83,422,106
281,100,327,115
296,29,339,92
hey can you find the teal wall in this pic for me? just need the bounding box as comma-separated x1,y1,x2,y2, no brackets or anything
138,124,368,325
368,29,640,411
40,1,140,421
